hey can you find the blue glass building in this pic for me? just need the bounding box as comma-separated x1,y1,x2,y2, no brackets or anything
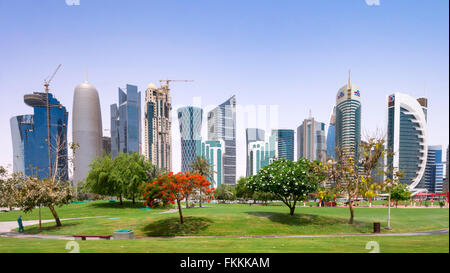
271,129,294,161
10,92,68,180
207,96,237,185
326,106,336,159
200,140,224,188
246,128,265,176
177,106,203,172
424,145,444,193
111,84,141,158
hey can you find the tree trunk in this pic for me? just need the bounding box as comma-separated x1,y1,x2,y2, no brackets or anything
199,191,202,208
185,194,189,209
289,206,295,215
48,205,62,227
119,195,123,205
132,194,135,204
348,201,354,224
396,200,398,208
176,199,184,224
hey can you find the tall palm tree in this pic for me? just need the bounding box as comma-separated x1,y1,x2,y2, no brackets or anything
189,156,215,207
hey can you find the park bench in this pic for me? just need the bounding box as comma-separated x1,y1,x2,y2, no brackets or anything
73,235,112,240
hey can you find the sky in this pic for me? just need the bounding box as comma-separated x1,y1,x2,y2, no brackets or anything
0,0,448,178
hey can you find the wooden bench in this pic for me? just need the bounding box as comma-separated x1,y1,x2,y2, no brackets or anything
73,235,112,240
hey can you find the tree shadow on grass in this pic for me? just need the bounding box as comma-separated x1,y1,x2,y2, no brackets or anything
88,201,146,209
246,211,370,233
20,222,80,235
142,216,213,237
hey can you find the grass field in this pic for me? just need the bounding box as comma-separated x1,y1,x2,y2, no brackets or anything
1,200,448,237
0,235,448,253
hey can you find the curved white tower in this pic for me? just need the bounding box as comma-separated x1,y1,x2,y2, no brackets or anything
72,81,103,185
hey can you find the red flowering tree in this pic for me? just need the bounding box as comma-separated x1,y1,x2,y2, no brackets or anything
141,172,214,224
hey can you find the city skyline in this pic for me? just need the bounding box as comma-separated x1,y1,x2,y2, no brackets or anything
0,0,448,180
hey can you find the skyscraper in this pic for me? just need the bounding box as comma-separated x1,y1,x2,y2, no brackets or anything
177,106,203,172
271,129,294,161
110,84,141,158
207,96,236,185
144,83,172,171
297,117,326,162
335,72,361,159
72,81,102,185
326,106,336,159
386,92,428,189
200,139,225,188
424,145,444,193
10,92,68,180
246,128,265,176
102,136,111,156
247,132,276,176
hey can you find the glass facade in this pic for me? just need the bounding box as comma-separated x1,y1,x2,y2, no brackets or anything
207,96,236,185
386,93,428,189
178,106,203,172
424,145,444,193
110,84,141,158
271,129,294,161
246,128,265,176
326,125,335,159
297,118,326,162
200,140,224,188
10,92,68,180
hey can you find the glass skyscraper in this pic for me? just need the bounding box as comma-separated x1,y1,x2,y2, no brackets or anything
246,128,265,176
10,92,68,180
177,106,203,172
200,140,224,188
335,74,361,159
386,92,428,189
207,96,236,185
326,106,336,159
297,117,326,162
247,131,277,176
110,84,141,158
271,129,294,161
424,145,444,193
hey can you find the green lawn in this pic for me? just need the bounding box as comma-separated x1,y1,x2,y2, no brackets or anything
0,235,448,253
1,201,448,237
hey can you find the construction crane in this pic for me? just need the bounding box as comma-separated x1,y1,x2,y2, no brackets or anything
43,64,62,180
158,79,193,90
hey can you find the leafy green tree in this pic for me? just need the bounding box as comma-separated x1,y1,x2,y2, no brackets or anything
252,191,276,205
390,183,411,208
235,177,254,203
214,184,236,202
0,167,18,210
85,152,158,204
189,156,215,207
248,158,326,215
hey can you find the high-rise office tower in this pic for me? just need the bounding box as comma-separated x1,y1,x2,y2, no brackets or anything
297,117,326,162
247,131,276,176
72,81,102,185
335,72,361,159
207,96,236,185
200,139,225,188
246,128,265,176
326,106,336,159
386,92,428,189
102,136,111,156
144,83,172,171
177,106,203,172
110,84,141,158
10,92,68,180
271,129,294,161
424,145,444,193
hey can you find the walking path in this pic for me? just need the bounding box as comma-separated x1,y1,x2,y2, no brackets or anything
0,224,447,241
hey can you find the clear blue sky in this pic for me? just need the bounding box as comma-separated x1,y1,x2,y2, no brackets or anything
0,0,448,177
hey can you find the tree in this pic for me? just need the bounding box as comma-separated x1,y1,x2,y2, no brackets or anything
85,152,159,204
214,184,235,202
390,183,411,208
0,167,19,211
141,172,214,224
235,177,254,203
327,138,393,224
248,158,326,215
15,176,73,226
189,156,215,207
